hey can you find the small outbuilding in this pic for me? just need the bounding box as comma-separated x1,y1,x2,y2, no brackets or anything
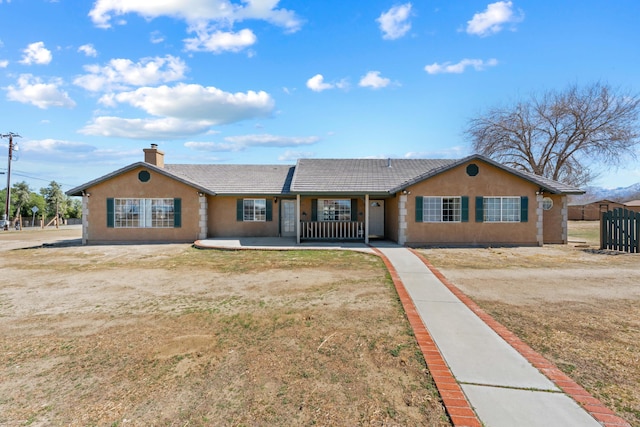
568,199,626,221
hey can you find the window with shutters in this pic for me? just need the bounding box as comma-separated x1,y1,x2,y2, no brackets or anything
112,198,178,228
318,199,351,221
423,197,462,222
243,199,267,222
484,197,521,222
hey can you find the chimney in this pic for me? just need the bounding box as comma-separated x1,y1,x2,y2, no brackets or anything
143,143,164,167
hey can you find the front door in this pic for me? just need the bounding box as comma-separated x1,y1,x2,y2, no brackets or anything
369,200,385,238
281,199,296,237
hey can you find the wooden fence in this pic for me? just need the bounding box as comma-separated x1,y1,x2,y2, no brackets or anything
601,208,640,253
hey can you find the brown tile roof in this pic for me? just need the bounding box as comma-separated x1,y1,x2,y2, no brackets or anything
164,164,294,195
66,155,584,197
290,158,456,194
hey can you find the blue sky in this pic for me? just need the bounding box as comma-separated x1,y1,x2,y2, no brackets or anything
0,0,639,192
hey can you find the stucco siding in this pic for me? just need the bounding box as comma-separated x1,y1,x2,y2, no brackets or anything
543,194,566,243
403,160,540,246
207,196,280,237
84,166,201,243
386,194,399,242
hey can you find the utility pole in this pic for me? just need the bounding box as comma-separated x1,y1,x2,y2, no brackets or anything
2,132,21,230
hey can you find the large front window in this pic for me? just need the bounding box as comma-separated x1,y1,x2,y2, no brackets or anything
319,199,351,221
114,198,175,228
243,199,266,221
423,197,461,222
484,197,521,222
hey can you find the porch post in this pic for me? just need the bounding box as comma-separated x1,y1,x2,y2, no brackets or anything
364,194,369,244
296,194,301,244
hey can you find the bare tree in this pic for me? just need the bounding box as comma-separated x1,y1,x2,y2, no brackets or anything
465,82,640,186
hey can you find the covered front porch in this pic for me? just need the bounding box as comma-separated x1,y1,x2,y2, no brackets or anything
293,194,388,244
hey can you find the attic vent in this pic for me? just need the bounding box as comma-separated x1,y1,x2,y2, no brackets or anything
138,170,151,182
466,164,479,177
387,158,391,167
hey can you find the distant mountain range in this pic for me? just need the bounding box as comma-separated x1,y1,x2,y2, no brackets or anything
569,182,640,205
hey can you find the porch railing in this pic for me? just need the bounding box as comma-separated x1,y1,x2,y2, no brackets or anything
300,221,364,240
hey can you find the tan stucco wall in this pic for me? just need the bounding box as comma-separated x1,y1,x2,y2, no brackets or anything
402,160,541,246
543,194,566,243
386,194,399,242
207,196,281,237
85,166,201,243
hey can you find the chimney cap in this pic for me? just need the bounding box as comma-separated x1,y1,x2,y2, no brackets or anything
150,143,158,149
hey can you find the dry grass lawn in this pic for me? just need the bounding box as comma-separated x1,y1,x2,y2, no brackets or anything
420,221,640,427
0,227,449,426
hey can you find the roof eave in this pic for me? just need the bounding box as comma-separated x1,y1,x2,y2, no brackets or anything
65,162,216,197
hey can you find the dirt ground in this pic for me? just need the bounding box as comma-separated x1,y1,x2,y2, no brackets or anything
421,222,640,426
0,227,448,426
2,223,639,426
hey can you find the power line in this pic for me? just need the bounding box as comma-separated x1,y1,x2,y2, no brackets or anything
0,168,76,188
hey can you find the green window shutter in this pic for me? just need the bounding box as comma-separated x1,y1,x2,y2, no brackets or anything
311,199,318,221
461,196,469,222
351,198,358,221
520,196,528,222
106,198,114,228
415,196,423,222
173,198,182,228
475,197,484,222
266,199,273,222
237,199,244,221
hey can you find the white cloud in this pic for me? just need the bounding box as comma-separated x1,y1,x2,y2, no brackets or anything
279,150,315,161
466,1,524,37
20,139,141,164
78,44,98,57
377,3,412,40
185,141,238,152
6,74,76,109
22,139,95,154
185,134,319,153
19,42,52,65
111,83,274,123
184,28,257,53
150,31,165,44
74,55,187,92
424,58,498,74
225,134,319,147
306,74,348,92
0,60,8,68
80,84,275,139
358,71,391,89
89,0,303,33
79,116,213,139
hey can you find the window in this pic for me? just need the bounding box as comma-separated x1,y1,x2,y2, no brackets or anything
243,199,267,221
236,199,273,222
112,198,177,228
423,197,461,222
543,197,553,211
319,199,351,221
484,197,521,222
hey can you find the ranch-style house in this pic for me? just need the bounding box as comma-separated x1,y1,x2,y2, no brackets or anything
66,145,584,246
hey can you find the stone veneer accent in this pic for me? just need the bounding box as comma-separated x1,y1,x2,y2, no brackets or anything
561,196,568,244
536,193,544,246
398,194,408,245
198,195,208,240
82,194,89,245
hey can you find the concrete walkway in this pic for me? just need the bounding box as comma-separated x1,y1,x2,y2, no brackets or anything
370,242,610,427
195,238,630,427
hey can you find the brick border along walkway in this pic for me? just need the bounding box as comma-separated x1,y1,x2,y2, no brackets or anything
408,248,632,427
371,248,482,427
